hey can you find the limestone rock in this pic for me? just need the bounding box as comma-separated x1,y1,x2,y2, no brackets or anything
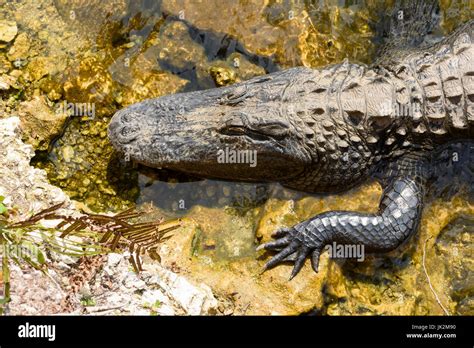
7,263,66,315
88,253,219,315
0,117,73,219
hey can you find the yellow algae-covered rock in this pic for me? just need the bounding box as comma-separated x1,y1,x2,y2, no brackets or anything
52,0,129,45
17,95,68,151
26,56,63,81
62,55,116,118
7,32,30,62
0,20,18,43
154,202,328,315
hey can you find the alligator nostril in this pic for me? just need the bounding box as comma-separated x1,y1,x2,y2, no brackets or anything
121,111,140,124
120,125,139,138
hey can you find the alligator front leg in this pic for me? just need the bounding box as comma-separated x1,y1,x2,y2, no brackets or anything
258,173,426,280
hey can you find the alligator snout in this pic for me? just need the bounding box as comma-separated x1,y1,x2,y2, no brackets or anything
108,108,143,146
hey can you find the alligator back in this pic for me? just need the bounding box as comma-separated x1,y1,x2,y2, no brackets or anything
377,20,474,142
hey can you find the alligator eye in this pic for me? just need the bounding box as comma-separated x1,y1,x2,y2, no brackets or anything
218,118,290,141
256,124,289,139
220,125,247,136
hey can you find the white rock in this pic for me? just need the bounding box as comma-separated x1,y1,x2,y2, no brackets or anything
142,290,168,304
156,304,175,316
154,265,218,315
0,117,74,220
107,253,123,267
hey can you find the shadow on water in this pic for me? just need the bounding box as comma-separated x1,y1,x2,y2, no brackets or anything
106,153,309,217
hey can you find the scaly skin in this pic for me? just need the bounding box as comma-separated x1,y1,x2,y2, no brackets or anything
108,16,474,278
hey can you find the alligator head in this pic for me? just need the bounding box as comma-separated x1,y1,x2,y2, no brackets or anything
108,68,319,183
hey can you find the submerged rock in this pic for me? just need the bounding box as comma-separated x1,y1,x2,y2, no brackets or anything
0,20,18,43
7,32,30,62
17,95,68,151
148,199,329,315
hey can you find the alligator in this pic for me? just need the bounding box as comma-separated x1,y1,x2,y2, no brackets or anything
108,2,474,279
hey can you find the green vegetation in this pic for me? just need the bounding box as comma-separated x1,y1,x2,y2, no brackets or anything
80,295,96,307
143,299,162,316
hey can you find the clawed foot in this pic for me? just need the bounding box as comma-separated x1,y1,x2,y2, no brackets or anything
257,225,324,280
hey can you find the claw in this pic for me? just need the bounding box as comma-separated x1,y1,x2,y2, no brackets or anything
310,249,321,273
289,247,309,280
264,242,299,270
257,235,291,251
271,227,291,238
